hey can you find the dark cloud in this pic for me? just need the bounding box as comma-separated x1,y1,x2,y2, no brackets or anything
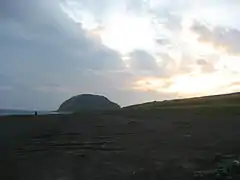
126,0,147,15
0,0,126,109
0,0,124,70
129,50,158,70
0,74,13,86
197,59,208,66
196,59,215,73
156,38,170,45
152,11,182,31
192,21,240,54
60,0,126,24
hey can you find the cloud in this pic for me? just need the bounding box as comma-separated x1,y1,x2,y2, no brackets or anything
0,0,127,109
128,50,158,71
192,21,240,54
0,74,12,85
196,59,216,73
0,0,240,109
1,0,124,70
229,82,240,91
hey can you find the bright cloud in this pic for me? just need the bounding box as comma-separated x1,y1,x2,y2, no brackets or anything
60,0,240,98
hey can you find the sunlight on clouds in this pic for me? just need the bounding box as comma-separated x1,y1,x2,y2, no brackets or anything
121,55,131,68
133,76,167,92
60,0,240,99
179,17,220,57
191,6,236,28
60,1,157,54
167,73,231,96
60,1,99,30
219,55,240,73
99,14,156,54
133,48,240,97
134,71,240,98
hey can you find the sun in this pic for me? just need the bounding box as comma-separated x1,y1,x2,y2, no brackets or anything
98,14,156,54
134,71,240,98
167,74,220,96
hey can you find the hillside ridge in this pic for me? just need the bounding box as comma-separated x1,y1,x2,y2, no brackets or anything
124,92,240,109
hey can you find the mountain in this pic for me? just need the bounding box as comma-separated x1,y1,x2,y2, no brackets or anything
124,92,240,109
58,94,120,112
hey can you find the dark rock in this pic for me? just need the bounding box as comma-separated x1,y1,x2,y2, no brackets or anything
58,94,120,112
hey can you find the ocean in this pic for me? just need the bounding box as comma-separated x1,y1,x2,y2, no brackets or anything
0,109,64,116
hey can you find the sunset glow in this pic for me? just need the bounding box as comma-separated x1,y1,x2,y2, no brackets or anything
60,0,240,100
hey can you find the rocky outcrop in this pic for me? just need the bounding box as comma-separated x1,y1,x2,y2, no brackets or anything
58,94,120,112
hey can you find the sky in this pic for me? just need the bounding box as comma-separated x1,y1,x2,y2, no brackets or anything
0,0,239,110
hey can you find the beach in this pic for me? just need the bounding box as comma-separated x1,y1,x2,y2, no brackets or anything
1,107,240,180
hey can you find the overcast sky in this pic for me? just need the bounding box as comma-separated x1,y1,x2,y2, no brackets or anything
0,0,239,110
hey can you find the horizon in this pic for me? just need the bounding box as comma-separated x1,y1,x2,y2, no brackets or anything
0,92,239,112
0,0,240,110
